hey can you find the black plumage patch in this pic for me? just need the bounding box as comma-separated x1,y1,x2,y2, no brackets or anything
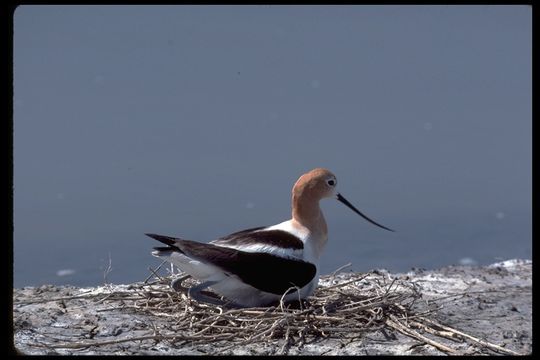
213,227,304,250
147,234,316,295
146,233,180,248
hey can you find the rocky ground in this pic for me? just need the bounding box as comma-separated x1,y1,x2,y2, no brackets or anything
12,259,531,355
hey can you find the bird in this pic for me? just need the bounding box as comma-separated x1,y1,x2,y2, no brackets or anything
147,168,393,308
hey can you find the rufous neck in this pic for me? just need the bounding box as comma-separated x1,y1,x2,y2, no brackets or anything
291,192,327,236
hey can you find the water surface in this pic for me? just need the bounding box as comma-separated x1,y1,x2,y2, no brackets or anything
14,6,532,287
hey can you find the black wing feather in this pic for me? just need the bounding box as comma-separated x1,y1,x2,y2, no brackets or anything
212,227,304,250
146,233,315,295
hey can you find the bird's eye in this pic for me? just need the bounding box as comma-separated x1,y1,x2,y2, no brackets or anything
327,179,336,186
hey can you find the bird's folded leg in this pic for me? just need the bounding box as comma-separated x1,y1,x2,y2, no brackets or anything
171,274,192,292
187,280,239,307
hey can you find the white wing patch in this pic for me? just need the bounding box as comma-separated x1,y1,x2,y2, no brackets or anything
211,220,310,261
264,220,322,264
214,241,304,261
216,220,309,260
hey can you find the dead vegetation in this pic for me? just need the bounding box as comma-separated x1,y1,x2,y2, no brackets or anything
16,262,526,355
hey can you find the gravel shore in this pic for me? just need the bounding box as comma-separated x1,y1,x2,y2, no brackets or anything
13,259,531,355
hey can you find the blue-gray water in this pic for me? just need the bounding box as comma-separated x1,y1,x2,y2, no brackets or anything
14,6,531,288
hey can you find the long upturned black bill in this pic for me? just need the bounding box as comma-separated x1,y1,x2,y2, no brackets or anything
337,193,394,232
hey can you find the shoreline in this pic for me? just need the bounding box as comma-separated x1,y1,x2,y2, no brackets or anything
13,259,531,355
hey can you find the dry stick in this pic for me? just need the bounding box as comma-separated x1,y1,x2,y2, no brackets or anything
29,332,236,349
102,252,113,284
210,309,344,323
385,316,459,355
279,286,302,312
408,320,464,343
93,292,117,305
144,260,170,283
23,270,490,353
216,317,289,354
174,274,414,342
322,273,371,291
144,264,168,284
418,317,524,356
58,293,128,312
330,262,352,277
279,326,292,355
187,309,270,329
383,277,398,297
14,291,108,305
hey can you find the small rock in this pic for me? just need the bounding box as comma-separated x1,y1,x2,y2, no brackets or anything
503,330,514,339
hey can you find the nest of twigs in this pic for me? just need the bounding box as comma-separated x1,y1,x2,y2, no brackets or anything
137,266,419,354
126,262,519,355
23,263,523,355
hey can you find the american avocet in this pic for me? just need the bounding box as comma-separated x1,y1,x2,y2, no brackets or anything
147,168,393,307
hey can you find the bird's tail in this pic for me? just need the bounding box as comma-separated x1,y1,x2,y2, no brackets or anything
145,233,185,257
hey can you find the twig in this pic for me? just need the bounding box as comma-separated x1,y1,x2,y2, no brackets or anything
417,317,524,355
330,262,352,277
144,260,168,283
102,252,113,285
16,267,527,356
385,316,459,355
29,332,236,349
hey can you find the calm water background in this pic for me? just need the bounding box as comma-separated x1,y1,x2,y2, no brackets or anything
14,6,531,287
